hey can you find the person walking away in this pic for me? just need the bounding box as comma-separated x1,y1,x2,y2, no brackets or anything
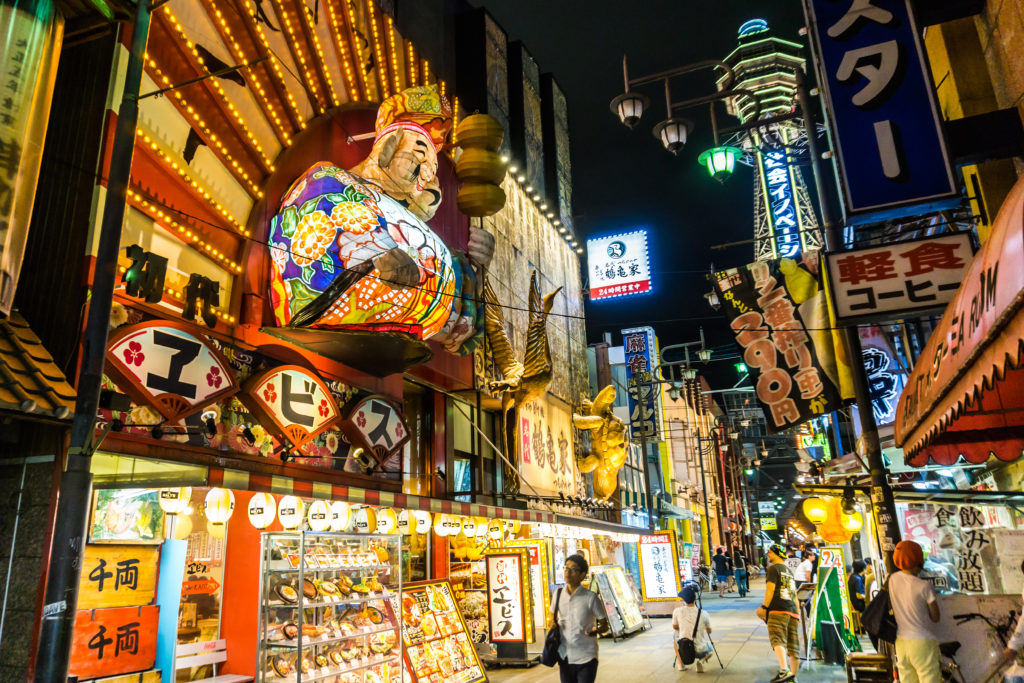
757,544,801,683
712,547,732,598
672,584,714,672
553,553,609,683
848,560,867,612
732,545,749,598
890,540,942,683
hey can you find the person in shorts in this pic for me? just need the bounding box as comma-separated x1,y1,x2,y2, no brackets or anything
711,547,731,597
756,543,800,683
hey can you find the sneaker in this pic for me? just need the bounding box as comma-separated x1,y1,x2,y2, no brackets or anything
770,670,795,683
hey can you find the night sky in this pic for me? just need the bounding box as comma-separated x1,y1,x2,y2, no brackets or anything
474,1,809,385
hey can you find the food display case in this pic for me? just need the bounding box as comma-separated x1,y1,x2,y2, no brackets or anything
258,531,403,682
591,565,646,637
390,580,487,683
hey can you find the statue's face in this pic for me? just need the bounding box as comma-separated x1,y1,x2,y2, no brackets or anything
368,128,441,220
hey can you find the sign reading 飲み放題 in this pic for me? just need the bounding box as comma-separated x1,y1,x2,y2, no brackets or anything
714,255,851,433
803,0,956,222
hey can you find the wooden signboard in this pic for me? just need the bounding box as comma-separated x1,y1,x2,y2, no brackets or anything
78,544,159,609
69,605,159,680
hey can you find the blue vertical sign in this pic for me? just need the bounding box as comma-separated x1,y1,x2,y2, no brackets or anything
762,149,801,258
803,0,956,223
621,326,663,442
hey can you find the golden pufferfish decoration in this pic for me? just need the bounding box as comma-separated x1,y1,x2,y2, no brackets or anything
573,385,628,500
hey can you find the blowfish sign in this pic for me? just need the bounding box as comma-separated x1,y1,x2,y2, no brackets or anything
713,255,848,432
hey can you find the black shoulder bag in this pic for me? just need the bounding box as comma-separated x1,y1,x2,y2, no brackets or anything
541,587,563,667
677,607,702,665
861,575,898,648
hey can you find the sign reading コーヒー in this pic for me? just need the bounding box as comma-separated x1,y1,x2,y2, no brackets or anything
827,234,972,322
803,0,956,221
621,326,664,441
587,230,652,300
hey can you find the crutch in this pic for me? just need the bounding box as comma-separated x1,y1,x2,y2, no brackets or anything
707,636,725,670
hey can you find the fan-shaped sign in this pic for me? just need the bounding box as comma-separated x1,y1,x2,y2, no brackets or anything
339,395,410,465
105,321,239,421
239,365,341,449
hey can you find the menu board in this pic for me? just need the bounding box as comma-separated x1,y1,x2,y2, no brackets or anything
506,539,552,634
485,551,529,643
590,573,626,638
637,531,681,601
391,580,486,683
449,561,488,644
593,566,644,633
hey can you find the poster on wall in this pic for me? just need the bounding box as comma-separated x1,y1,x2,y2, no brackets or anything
518,398,578,499
89,489,165,543
713,255,851,433
587,230,652,300
486,550,530,643
637,531,681,601
621,326,664,441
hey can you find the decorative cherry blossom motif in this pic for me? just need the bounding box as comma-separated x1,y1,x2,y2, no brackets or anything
122,341,145,367
291,210,336,267
206,366,223,388
263,384,278,403
356,411,366,428
394,423,404,439
317,398,331,418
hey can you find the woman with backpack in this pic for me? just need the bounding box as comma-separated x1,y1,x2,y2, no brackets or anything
672,584,713,672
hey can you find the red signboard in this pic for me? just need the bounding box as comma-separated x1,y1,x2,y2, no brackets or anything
238,364,341,449
69,605,159,679
181,578,221,596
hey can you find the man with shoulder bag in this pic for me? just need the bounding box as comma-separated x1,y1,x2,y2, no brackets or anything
673,584,713,671
544,554,608,683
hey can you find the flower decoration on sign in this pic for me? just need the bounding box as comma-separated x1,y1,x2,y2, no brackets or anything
291,210,335,267
123,341,145,366
356,411,367,428
207,366,223,388
263,384,277,403
317,399,330,417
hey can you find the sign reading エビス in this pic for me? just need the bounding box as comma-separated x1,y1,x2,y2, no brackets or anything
714,255,850,433
803,0,956,221
486,550,529,642
827,234,972,322
621,326,663,441
587,230,652,300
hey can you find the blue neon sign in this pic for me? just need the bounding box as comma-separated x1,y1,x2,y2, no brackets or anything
763,150,800,258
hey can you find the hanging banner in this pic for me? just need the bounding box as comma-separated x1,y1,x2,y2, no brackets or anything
485,550,530,642
518,397,578,498
713,254,851,433
69,605,159,680
802,0,956,223
637,531,681,601
587,230,653,300
77,545,159,609
621,326,664,441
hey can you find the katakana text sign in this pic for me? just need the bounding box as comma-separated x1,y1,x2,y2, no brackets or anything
714,255,848,433
637,531,681,601
239,364,341,449
105,321,238,421
587,230,652,300
621,326,663,441
486,551,528,642
77,544,159,609
827,233,972,321
339,395,410,464
69,605,158,680
803,0,956,220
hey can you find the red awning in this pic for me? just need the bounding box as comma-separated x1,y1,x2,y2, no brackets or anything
895,174,1024,466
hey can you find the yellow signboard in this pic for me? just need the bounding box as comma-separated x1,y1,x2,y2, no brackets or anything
760,516,778,530
77,544,159,609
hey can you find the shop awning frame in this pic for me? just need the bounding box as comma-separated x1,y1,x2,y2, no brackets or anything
794,483,1024,508
657,499,696,520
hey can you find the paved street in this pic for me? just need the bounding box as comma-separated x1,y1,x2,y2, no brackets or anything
487,579,851,682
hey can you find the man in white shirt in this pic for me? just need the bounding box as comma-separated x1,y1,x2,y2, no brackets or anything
890,540,941,683
672,584,713,671
553,554,608,683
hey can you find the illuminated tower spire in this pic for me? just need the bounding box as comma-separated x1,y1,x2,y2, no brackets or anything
718,19,823,262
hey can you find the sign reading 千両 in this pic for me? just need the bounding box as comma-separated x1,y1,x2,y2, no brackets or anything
826,233,973,323
69,605,159,679
77,545,159,609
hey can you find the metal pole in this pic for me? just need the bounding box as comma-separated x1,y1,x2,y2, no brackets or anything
795,67,901,572
640,420,654,532
35,4,152,680
696,430,714,563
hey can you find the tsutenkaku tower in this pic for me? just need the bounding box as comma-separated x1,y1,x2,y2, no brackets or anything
718,19,824,262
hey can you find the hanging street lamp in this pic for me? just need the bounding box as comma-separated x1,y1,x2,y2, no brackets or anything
698,145,743,181
610,91,649,129
653,117,694,155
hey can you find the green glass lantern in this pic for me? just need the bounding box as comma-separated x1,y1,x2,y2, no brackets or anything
698,145,743,181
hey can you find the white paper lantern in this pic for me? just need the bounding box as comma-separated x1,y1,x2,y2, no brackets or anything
487,519,503,541
461,516,477,537
204,488,235,525
397,510,411,535
330,501,352,532
247,492,276,529
376,507,398,534
354,506,376,533
307,499,331,532
433,513,451,536
159,487,192,515
278,495,304,530
170,513,192,540
413,510,432,534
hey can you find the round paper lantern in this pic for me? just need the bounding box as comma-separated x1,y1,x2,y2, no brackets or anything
376,507,398,534
206,519,227,539
307,499,331,532
453,113,505,150
841,510,864,533
455,148,506,185
818,498,854,544
474,516,488,533
398,510,412,535
433,513,451,537
278,495,304,530
247,492,276,529
354,506,376,533
170,513,192,540
204,488,235,525
330,501,352,532
802,497,828,525
510,519,522,535
487,519,504,541
159,487,192,515
456,183,506,217
461,516,477,537
413,510,432,534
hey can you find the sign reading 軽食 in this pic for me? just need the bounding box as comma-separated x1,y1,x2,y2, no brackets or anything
637,531,681,601
587,230,652,300
621,326,664,441
827,233,972,322
803,0,956,222
486,552,527,642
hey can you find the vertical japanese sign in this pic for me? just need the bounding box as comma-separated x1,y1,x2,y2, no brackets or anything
78,545,159,608
518,398,577,498
826,233,972,322
814,547,855,646
713,255,850,433
0,0,61,315
70,605,159,679
486,552,528,642
587,230,653,300
858,327,908,427
621,326,664,441
759,150,801,259
803,0,956,221
637,531,681,601
956,506,990,593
